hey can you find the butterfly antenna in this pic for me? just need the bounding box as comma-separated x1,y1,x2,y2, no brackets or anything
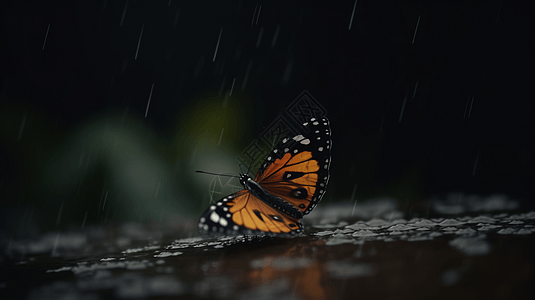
195,170,238,178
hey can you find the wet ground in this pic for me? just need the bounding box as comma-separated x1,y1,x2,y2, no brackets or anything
1,194,534,300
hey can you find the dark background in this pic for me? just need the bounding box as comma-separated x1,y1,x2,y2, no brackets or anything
0,0,533,237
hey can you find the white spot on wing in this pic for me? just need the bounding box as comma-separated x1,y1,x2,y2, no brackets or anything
293,134,305,141
300,139,310,145
210,211,220,223
220,218,228,226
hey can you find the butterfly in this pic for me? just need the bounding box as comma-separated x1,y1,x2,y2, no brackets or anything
198,116,332,237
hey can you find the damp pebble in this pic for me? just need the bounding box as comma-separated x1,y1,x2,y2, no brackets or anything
467,216,497,223
122,245,160,254
516,229,532,235
442,227,458,231
387,224,416,231
509,220,524,225
497,228,516,235
429,232,443,237
439,219,465,226
334,228,354,234
411,220,436,227
478,225,501,231
508,214,527,220
345,223,371,230
352,230,379,237
154,252,183,258
314,230,335,236
366,218,390,227
389,231,403,235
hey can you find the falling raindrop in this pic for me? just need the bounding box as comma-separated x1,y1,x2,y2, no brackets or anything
282,60,293,84
173,7,180,28
102,190,109,211
256,27,264,47
271,25,280,47
412,15,420,44
351,184,358,217
42,23,50,50
495,1,502,24
399,96,407,123
412,81,419,99
98,189,105,214
218,128,225,145
56,200,65,226
81,211,88,229
256,5,262,25
17,114,26,141
135,23,144,60
288,34,296,53
120,1,128,26
155,183,161,198
145,83,154,118
251,4,259,27
229,78,236,96
241,60,252,90
468,97,474,118
213,27,223,62
51,233,60,257
472,152,479,176
355,242,364,258
218,76,227,97
78,152,85,168
348,0,357,30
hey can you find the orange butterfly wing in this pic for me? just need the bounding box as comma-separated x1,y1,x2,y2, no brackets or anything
198,190,303,236
255,117,331,215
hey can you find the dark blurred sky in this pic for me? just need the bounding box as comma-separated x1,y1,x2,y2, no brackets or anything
0,0,533,231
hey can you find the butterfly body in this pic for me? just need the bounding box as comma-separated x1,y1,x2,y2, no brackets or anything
198,117,331,237
240,174,304,219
